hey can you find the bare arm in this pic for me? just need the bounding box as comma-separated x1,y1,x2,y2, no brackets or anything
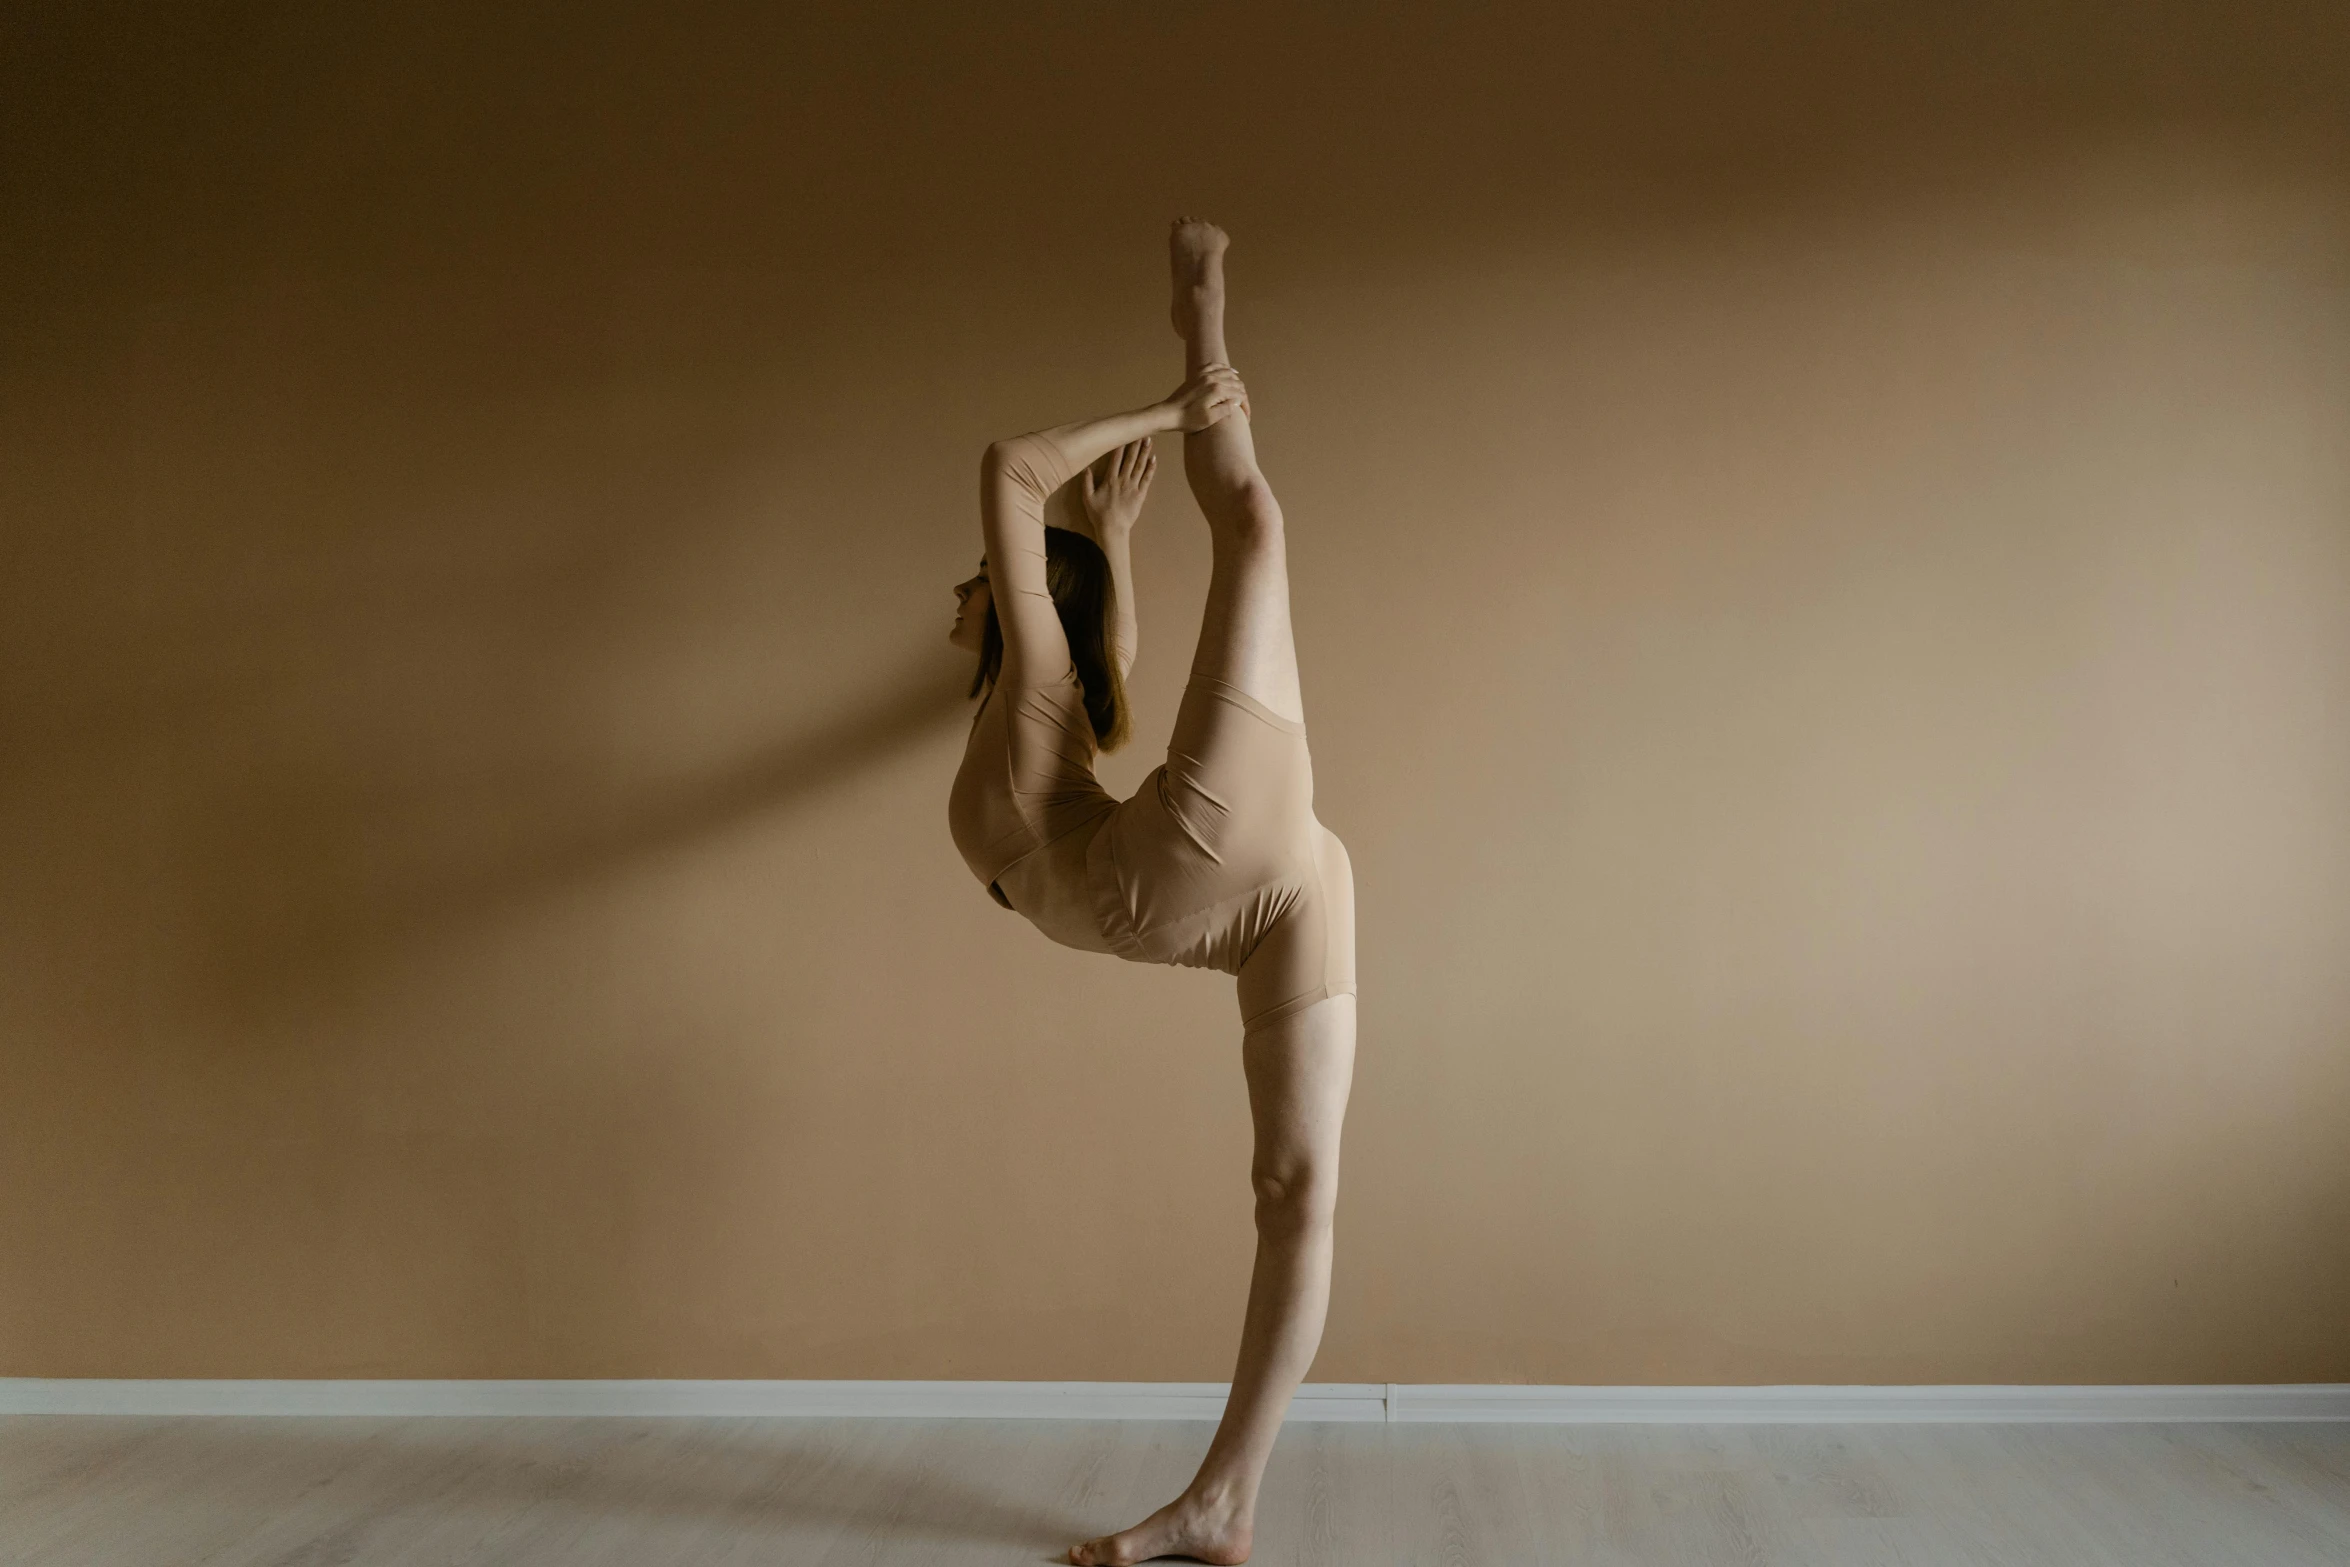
982,367,1243,690
1098,523,1140,680
1081,439,1157,679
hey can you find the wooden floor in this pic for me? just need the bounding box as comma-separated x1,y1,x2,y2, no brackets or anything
4,1415,2348,1565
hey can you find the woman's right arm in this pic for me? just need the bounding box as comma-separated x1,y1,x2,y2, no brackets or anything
981,367,1245,688
1080,440,1156,681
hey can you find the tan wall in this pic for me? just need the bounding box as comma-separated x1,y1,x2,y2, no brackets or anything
5,2,2347,1383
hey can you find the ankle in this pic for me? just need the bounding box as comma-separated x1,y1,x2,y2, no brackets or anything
1184,1474,1257,1517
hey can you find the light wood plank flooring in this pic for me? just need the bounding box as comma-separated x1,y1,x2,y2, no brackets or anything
4,1415,2347,1564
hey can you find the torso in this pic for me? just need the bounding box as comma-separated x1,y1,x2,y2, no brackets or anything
992,823,1116,953
948,674,1119,952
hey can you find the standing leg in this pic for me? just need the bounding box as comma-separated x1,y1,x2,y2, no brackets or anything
1170,218,1305,726
1069,996,1357,1567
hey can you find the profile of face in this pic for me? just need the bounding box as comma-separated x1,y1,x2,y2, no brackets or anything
948,562,991,652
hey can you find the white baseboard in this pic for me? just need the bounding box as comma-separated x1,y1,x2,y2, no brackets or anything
3,1379,2345,1422
1390,1383,2350,1423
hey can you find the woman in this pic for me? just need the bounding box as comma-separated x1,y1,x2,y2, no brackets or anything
946,219,1356,1567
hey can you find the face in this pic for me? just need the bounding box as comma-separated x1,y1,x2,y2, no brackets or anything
948,562,991,652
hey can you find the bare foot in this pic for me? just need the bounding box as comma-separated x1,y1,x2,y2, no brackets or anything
1168,216,1229,342
1067,1487,1253,1566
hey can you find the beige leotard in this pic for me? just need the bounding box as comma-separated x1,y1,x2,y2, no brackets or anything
947,432,1355,1032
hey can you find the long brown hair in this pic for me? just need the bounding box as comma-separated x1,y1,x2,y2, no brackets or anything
968,528,1131,752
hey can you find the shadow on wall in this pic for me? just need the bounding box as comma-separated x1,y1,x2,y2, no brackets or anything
187,647,973,1021
381,651,972,939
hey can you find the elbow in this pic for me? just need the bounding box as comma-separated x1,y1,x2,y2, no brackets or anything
980,438,1033,486
981,435,1052,501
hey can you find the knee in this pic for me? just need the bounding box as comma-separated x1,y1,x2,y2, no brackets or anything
1252,1155,1337,1235
1204,479,1283,546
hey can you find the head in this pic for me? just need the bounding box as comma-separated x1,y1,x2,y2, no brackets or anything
948,566,992,653
951,530,1131,752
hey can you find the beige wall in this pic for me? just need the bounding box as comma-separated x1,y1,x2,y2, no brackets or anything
5,2,2347,1383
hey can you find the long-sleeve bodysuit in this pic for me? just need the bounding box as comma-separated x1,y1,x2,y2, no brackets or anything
946,432,1355,1033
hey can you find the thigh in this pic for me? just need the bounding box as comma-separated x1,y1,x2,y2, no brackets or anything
1159,675,1314,867
1242,994,1357,1183
1234,826,1355,1030
1189,520,1306,727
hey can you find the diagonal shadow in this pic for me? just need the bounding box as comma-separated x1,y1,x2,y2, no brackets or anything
378,650,976,947
176,644,980,1019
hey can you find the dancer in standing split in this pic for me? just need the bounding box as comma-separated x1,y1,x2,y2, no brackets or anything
946,220,1355,1565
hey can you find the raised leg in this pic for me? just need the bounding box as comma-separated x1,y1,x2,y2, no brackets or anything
1068,994,1357,1567
1066,220,1352,1567
1170,218,1305,726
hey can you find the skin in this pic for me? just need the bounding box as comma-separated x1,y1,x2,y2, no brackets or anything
947,438,1157,670
951,364,1237,669
1082,436,1155,678
1068,221,1354,1567
947,569,991,652
957,220,1351,1567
